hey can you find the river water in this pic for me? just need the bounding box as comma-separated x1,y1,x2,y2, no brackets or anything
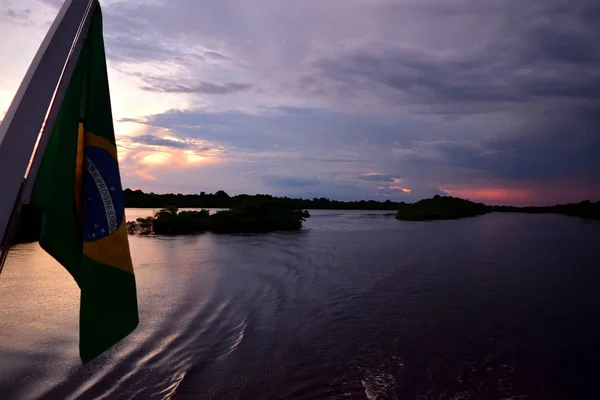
0,210,599,399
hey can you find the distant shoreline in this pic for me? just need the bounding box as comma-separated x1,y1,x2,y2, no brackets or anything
395,195,600,221
122,189,405,211
122,189,600,212
12,192,600,245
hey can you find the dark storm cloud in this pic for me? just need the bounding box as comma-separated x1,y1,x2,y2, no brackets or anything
261,175,320,188
130,107,440,153
204,51,230,60
356,174,399,183
401,109,600,182
25,0,600,201
304,157,370,164
130,134,190,149
118,117,140,123
130,134,212,152
140,80,254,95
128,110,276,151
512,1,600,66
313,4,600,110
479,110,600,181
304,0,600,191
313,47,522,107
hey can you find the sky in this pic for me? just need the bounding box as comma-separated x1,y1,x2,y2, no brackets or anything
1,0,599,205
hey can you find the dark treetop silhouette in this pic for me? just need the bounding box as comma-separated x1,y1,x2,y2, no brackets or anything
13,191,600,242
127,204,311,235
395,195,600,221
121,189,404,211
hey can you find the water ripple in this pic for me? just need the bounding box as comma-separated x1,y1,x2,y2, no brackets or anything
2,212,599,399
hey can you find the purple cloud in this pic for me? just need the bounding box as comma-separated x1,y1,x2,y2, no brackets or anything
3,0,599,204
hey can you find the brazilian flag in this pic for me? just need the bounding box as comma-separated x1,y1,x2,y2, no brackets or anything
30,7,138,363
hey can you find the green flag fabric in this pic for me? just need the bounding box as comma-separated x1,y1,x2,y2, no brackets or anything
30,6,138,363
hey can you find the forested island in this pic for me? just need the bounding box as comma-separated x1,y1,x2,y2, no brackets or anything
128,203,311,235
11,191,600,244
123,189,599,221
395,196,489,221
395,195,600,221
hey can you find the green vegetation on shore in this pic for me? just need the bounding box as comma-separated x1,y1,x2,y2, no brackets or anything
123,189,403,210
489,201,600,219
121,189,600,220
395,196,488,221
395,195,600,221
11,192,600,244
127,203,311,235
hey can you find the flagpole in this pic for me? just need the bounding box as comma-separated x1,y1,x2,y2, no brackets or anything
23,0,98,202
0,0,98,274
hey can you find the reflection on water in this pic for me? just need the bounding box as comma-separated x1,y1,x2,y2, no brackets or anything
0,211,599,399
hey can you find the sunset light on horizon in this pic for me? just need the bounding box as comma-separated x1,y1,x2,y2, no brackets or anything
1,0,599,205
1,2,600,398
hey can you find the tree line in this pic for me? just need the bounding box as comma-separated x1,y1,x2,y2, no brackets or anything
123,189,404,210
395,195,600,221
11,191,600,244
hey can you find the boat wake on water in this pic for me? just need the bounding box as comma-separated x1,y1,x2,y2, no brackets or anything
1,212,599,399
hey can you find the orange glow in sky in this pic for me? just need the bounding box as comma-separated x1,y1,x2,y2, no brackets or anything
443,187,534,204
389,186,411,193
141,152,172,166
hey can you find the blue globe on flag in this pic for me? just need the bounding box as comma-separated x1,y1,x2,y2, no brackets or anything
82,146,125,243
